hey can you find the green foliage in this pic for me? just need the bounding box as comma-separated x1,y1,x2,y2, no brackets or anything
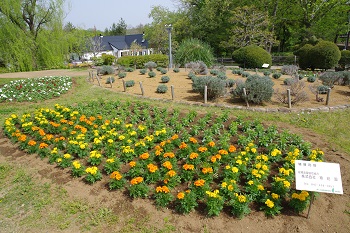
160,68,167,74
217,72,227,80
191,76,226,100
226,79,235,87
232,69,243,75
98,65,115,75
318,72,340,87
307,76,316,83
210,69,219,76
125,67,134,72
156,84,168,93
296,41,341,70
117,54,168,69
233,74,274,104
161,76,170,83
175,38,214,67
317,85,330,94
339,50,350,70
102,54,115,65
173,68,180,73
185,61,208,75
105,77,115,84
272,73,282,79
241,71,250,78
232,45,272,69
284,78,294,85
139,69,147,75
118,72,127,79
148,71,156,78
145,61,157,71
263,70,271,76
125,80,135,87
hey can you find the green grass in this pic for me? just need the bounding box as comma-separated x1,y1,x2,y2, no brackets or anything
0,75,349,231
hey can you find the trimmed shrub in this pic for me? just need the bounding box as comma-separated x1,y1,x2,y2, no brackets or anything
281,65,298,76
185,61,208,75
175,38,215,67
173,68,180,73
160,68,167,74
98,65,114,75
339,71,350,85
226,79,235,87
156,84,168,93
188,72,196,80
263,70,271,76
294,44,313,70
232,69,243,75
210,69,219,76
125,67,134,72
232,45,272,69
217,72,227,80
272,73,282,79
317,85,329,94
244,75,274,104
148,71,156,78
102,54,115,65
192,76,226,100
156,67,162,71
161,76,170,83
105,77,115,84
139,69,147,75
307,75,316,83
339,50,350,70
125,80,135,87
118,72,127,79
283,78,294,85
241,71,250,78
145,61,157,71
318,72,339,87
298,74,304,80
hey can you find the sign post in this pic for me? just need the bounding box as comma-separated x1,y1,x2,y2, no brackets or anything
294,160,343,218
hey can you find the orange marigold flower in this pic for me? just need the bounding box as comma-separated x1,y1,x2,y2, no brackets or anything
28,140,37,146
198,147,207,153
179,142,187,149
161,186,170,193
160,141,166,147
171,134,179,140
147,163,158,173
194,179,205,187
210,156,217,163
218,149,228,155
183,164,194,171
208,141,215,147
18,135,27,142
156,186,163,193
189,152,199,159
177,192,185,199
39,142,48,149
139,152,150,160
129,161,136,167
110,171,122,180
155,149,162,156
202,167,213,174
229,145,237,153
162,161,173,170
189,137,198,144
215,154,222,160
39,129,45,136
167,170,176,177
163,152,175,158
130,176,143,185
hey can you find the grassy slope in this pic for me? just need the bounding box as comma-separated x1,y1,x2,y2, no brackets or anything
0,76,349,232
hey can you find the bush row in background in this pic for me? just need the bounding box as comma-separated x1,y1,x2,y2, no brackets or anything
117,54,168,69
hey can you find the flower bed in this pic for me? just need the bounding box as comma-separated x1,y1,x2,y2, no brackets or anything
2,100,324,218
0,76,72,102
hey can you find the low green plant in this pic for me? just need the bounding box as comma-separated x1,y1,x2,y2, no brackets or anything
272,73,282,79
241,71,250,78
125,67,134,72
284,78,294,85
148,71,156,78
173,68,180,73
160,68,167,74
161,76,170,83
125,80,135,87
210,69,219,76
317,85,329,94
307,76,316,83
175,191,198,214
232,69,243,75
139,68,147,75
118,72,127,79
145,61,157,71
98,65,114,75
263,70,271,76
217,72,227,80
226,79,235,87
105,77,115,84
192,76,226,100
156,84,168,93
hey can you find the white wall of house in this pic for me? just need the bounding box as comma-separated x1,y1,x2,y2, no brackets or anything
82,48,153,61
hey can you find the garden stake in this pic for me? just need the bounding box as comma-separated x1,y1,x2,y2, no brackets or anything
96,75,101,86
287,89,291,108
171,85,175,100
307,192,315,219
204,85,207,104
122,79,126,92
326,88,331,106
139,81,144,96
243,88,249,107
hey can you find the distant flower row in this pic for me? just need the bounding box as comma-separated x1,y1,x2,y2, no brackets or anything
0,76,72,102
2,103,324,218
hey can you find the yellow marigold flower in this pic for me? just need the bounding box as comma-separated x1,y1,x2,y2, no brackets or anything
106,158,115,163
247,180,254,185
227,184,234,191
225,165,231,170
245,146,250,152
57,158,62,163
118,135,125,140
257,185,264,191
255,163,262,169
162,161,173,170
283,180,291,188
238,195,246,203
189,152,199,159
291,193,299,199
271,193,279,199
72,161,81,169
129,161,136,167
208,141,215,147
138,125,145,131
221,182,227,188
139,152,150,160
194,179,205,187
64,153,71,159
236,159,242,165
177,192,185,199
251,148,257,154
231,167,239,173
265,199,274,208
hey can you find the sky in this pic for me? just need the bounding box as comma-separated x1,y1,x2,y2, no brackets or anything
64,0,178,30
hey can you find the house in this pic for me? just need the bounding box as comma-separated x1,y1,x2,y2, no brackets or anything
82,34,152,61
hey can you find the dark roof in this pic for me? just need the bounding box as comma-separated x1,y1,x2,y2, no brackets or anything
94,34,148,51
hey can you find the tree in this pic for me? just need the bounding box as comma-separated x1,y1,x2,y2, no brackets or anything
0,0,66,71
105,18,127,35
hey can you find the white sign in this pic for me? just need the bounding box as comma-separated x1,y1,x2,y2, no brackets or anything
262,63,270,68
295,160,343,194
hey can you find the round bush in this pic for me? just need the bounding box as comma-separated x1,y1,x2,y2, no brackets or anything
156,84,168,93
232,45,272,69
98,65,114,75
317,85,329,94
173,68,180,73
232,69,243,75
263,70,271,76
118,72,127,79
217,72,227,80
272,73,282,79
226,79,235,87
298,74,304,80
210,69,219,76
139,69,147,75
283,78,294,85
105,77,115,84
148,71,156,78
160,68,167,74
307,76,316,83
125,80,135,87
241,71,250,78
174,38,214,67
125,67,134,72
192,76,226,100
339,50,350,70
310,40,341,70
145,61,157,71
102,54,115,65
245,75,274,104
161,76,170,83
294,44,313,70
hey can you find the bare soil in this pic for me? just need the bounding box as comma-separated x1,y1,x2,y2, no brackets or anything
0,68,349,232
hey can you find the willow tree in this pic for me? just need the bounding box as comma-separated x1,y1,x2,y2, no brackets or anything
0,0,67,71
